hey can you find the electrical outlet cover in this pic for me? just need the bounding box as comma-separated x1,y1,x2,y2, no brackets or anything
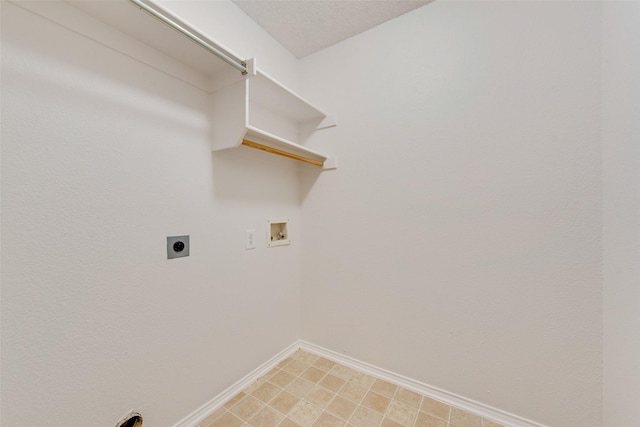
246,229,256,250
167,235,189,259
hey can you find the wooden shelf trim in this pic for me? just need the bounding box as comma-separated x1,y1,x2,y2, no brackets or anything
241,139,324,167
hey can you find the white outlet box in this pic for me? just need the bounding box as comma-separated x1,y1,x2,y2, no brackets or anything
267,219,290,247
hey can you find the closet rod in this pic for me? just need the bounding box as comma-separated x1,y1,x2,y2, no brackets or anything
242,140,324,167
127,0,248,75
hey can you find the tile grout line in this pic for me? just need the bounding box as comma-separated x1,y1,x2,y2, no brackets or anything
325,371,354,425
410,394,425,427
306,362,329,426
356,376,376,426
303,355,336,425
284,351,342,426
379,383,402,427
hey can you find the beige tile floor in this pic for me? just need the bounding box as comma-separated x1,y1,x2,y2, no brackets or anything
198,350,506,427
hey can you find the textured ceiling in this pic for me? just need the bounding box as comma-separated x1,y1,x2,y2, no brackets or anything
232,0,433,58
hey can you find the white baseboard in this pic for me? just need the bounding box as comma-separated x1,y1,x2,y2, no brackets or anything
172,341,300,427
174,339,548,427
298,340,548,427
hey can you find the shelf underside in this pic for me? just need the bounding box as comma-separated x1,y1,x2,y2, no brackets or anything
243,127,327,166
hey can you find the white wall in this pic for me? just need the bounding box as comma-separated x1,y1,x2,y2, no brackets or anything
0,1,302,425
299,2,602,426
603,2,640,426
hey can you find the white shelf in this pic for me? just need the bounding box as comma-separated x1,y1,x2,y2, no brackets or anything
251,70,325,123
211,69,337,169
245,126,328,165
56,0,337,168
